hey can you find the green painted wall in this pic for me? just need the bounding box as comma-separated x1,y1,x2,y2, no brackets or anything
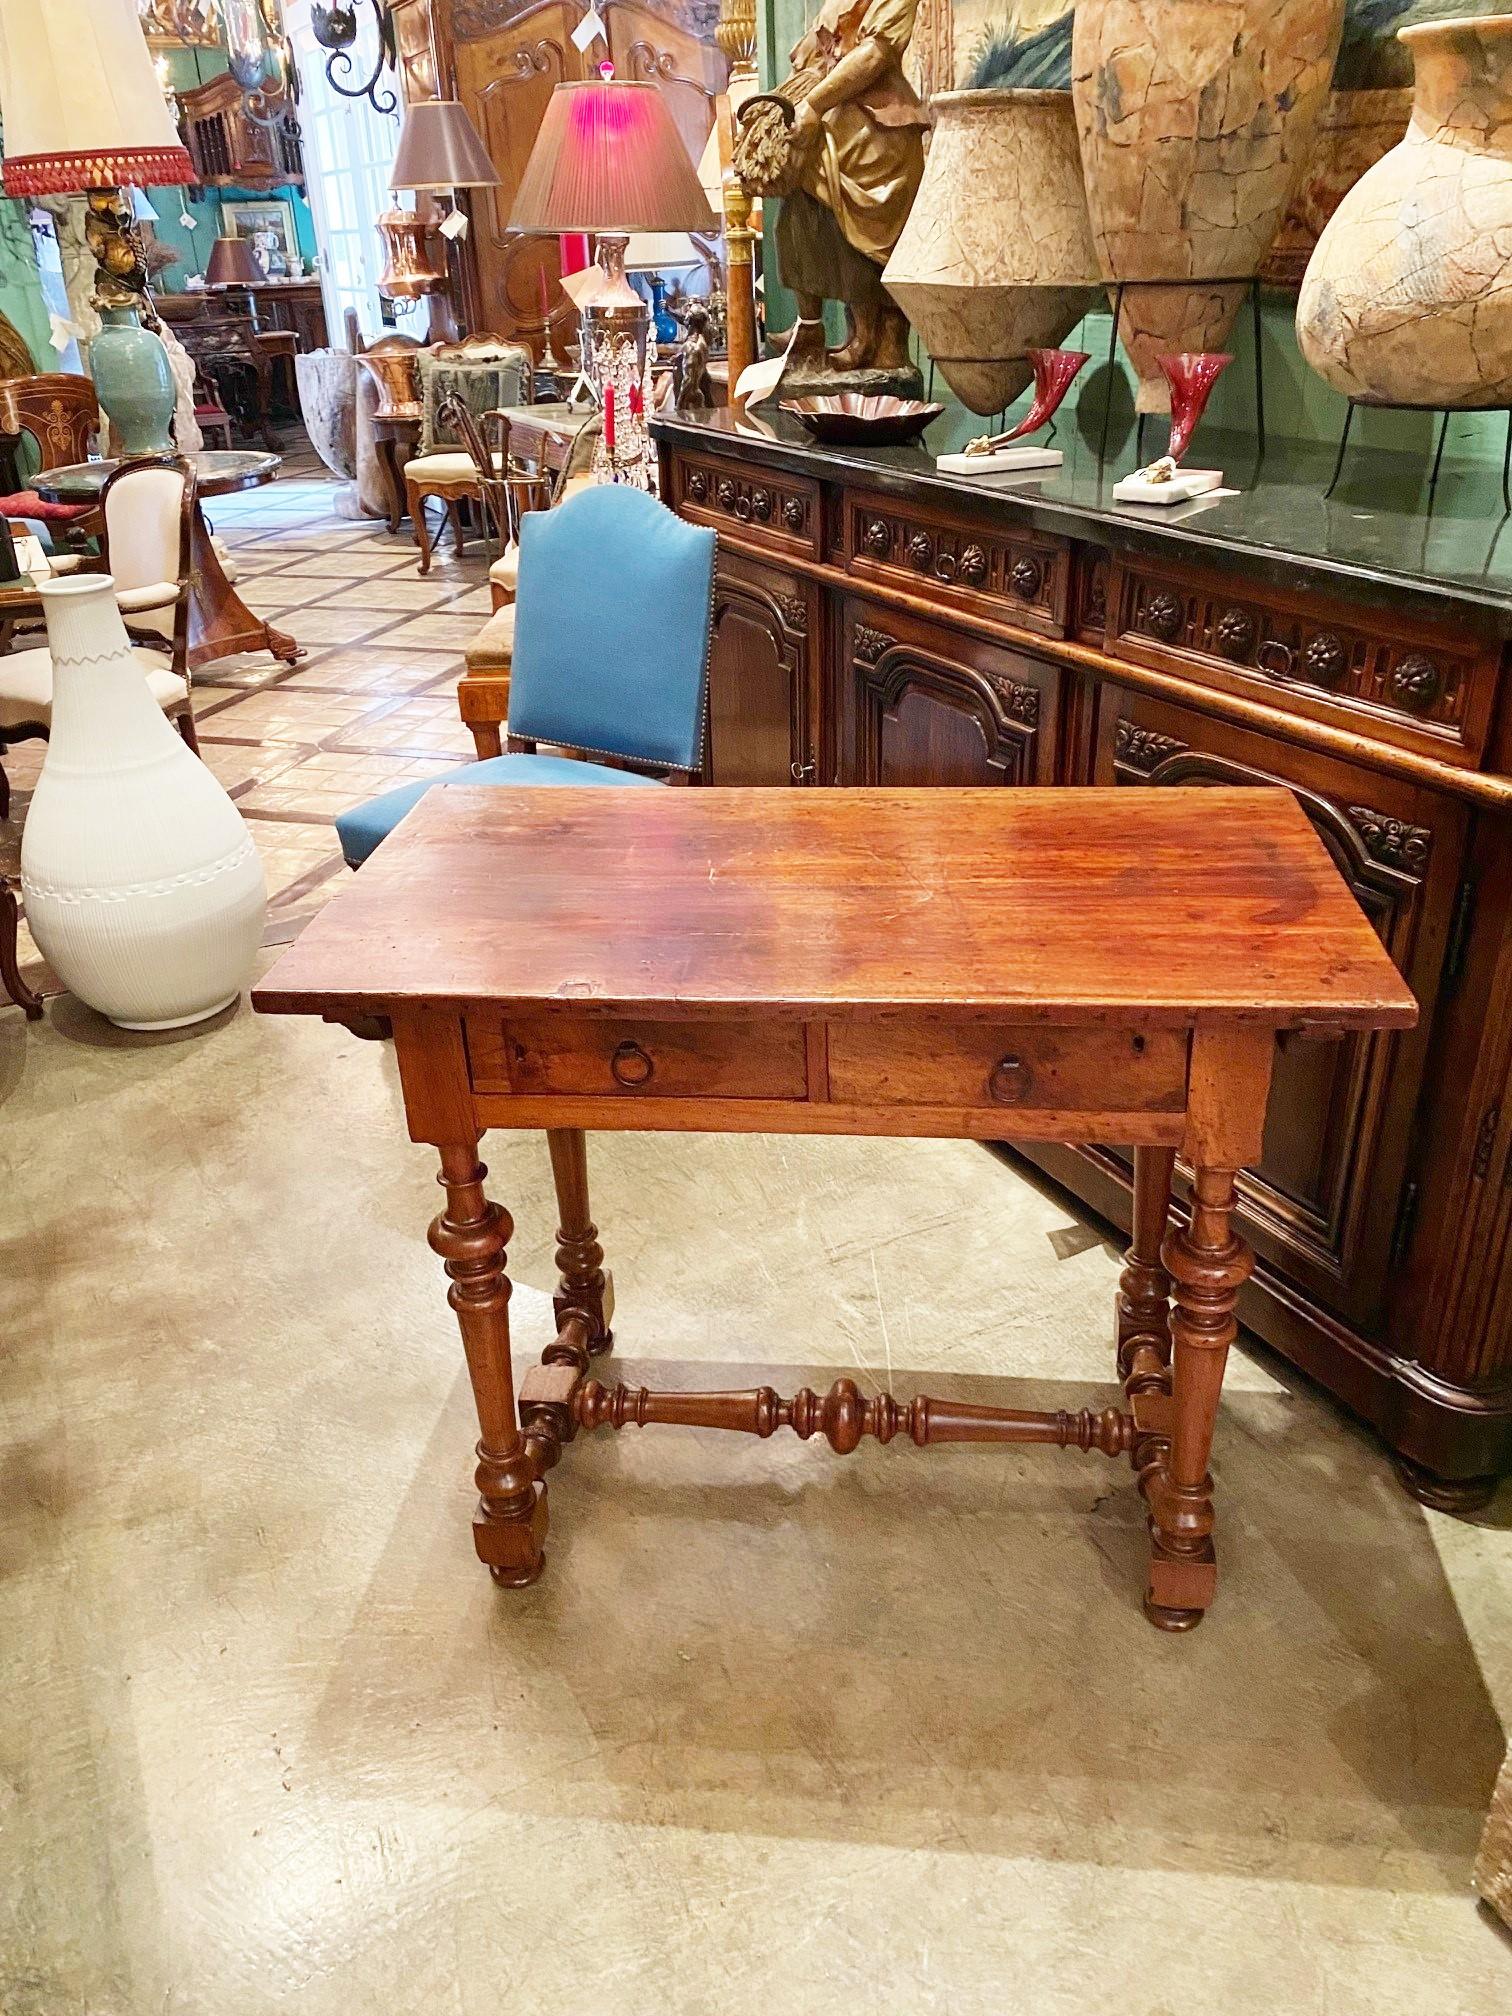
755,1,1512,474
0,199,53,369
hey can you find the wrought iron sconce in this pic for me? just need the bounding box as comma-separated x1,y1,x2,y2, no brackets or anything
311,1,399,117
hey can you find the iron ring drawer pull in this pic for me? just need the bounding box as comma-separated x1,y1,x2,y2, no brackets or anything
988,1055,1030,1104
610,1040,655,1089
1256,640,1295,680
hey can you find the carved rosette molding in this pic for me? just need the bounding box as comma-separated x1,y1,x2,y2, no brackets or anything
1344,805,1433,874
1123,576,1467,729
852,505,1057,615
1114,718,1188,775
853,625,895,666
683,462,809,540
777,594,808,635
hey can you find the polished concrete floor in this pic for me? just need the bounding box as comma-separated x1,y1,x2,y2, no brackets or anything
3,473,1511,2014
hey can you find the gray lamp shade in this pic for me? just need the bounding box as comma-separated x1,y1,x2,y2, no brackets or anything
390,100,499,192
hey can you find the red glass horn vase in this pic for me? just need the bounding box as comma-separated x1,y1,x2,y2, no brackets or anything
1001,348,1091,443
1159,353,1233,464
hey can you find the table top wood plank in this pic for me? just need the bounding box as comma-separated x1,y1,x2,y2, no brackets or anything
251,787,1419,1031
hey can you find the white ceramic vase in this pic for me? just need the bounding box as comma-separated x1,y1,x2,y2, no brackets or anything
883,89,1100,417
21,576,267,1030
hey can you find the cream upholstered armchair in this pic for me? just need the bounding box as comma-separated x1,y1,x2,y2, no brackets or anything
0,457,198,817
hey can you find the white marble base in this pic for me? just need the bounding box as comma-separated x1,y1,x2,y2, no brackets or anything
936,445,1064,477
1113,468,1225,506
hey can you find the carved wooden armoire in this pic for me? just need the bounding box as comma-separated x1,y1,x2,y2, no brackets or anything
401,0,727,354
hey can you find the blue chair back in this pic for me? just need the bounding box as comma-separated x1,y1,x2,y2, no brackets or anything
509,484,716,773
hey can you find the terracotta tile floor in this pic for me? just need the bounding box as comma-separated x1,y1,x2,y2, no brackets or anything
3,447,493,1000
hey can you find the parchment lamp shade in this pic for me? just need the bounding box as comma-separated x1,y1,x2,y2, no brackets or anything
390,100,499,192
206,235,264,288
510,81,714,235
0,0,193,196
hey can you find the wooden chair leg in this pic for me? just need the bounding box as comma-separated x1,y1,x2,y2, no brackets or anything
408,481,434,575
469,723,503,759
176,708,201,754
447,497,469,558
0,752,9,822
0,882,43,1019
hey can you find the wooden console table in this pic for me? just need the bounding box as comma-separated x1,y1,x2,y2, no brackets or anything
653,407,1512,1508
254,786,1413,1629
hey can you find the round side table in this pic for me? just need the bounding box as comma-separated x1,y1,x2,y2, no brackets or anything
35,451,303,673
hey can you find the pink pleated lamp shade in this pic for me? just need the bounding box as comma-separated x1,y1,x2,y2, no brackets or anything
0,0,194,196
510,80,714,235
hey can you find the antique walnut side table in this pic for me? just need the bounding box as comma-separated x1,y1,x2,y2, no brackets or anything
253,787,1417,1630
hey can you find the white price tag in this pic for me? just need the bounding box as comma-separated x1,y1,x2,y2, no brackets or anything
439,208,469,241
571,6,607,52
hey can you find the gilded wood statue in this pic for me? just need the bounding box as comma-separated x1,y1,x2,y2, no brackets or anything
735,0,927,387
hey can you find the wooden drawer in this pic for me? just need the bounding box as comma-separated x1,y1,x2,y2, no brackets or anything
844,487,1070,638
1107,556,1500,767
826,1022,1189,1114
467,1015,809,1101
667,452,820,560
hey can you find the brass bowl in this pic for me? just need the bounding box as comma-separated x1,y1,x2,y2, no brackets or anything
779,394,945,446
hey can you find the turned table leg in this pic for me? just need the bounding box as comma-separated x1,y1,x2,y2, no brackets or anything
1144,1164,1252,1631
547,1128,614,1354
1119,1146,1175,1492
429,1142,546,1586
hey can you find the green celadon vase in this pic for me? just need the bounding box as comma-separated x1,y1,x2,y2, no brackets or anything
90,305,176,456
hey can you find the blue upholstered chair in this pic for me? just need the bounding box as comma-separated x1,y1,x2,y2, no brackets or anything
335,484,716,870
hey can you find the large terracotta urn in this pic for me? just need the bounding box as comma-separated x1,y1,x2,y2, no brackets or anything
1072,0,1346,411
884,89,1100,416
1297,14,1512,408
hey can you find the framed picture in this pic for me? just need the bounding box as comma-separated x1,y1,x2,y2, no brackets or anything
222,198,298,280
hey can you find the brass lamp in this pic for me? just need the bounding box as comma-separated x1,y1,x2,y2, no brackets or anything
384,99,499,332
0,0,195,455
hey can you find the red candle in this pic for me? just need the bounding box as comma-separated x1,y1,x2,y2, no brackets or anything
538,266,550,324
629,380,643,420
603,384,615,453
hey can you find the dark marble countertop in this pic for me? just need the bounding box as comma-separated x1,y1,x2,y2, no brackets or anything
651,406,1512,635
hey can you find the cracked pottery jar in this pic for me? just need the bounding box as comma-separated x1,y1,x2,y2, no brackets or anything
20,575,266,1029
883,89,1100,416
1297,14,1512,408
1072,0,1346,412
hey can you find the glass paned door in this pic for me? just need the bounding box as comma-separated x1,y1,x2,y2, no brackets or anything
283,0,429,345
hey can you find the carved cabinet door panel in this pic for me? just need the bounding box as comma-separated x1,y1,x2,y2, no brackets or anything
705,551,819,786
607,1,724,165
841,600,1061,788
452,1,580,343
1091,684,1468,1330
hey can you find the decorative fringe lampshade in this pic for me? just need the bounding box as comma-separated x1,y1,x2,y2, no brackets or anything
0,0,193,196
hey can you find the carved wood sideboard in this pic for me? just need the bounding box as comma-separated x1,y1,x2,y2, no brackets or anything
653,409,1512,1509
